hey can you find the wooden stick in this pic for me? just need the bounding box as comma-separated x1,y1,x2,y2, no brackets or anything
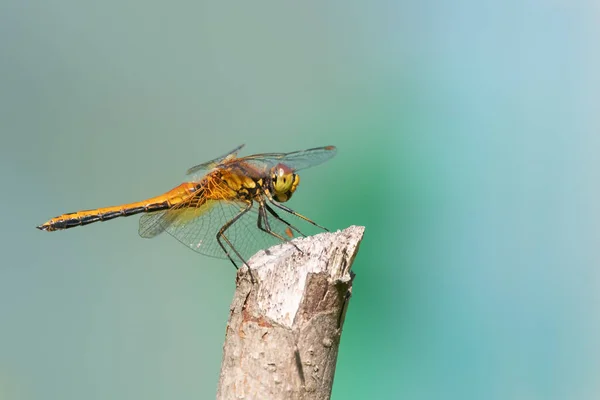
217,225,365,400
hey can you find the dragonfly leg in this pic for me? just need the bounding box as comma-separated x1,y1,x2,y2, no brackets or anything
256,202,302,253
264,203,306,237
266,197,329,231
216,200,253,270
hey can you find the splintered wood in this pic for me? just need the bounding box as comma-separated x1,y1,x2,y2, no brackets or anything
217,226,365,400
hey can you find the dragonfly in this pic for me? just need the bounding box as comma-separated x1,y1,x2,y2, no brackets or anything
37,145,337,269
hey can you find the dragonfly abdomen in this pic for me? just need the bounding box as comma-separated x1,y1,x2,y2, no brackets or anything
37,201,171,232
37,183,199,232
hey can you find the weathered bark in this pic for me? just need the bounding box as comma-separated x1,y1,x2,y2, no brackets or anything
216,225,365,400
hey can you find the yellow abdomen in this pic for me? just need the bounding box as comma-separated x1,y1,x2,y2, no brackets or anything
37,182,198,232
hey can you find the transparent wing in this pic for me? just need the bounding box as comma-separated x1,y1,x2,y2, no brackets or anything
139,210,168,238
185,144,245,177
138,198,315,260
220,146,337,175
138,145,335,261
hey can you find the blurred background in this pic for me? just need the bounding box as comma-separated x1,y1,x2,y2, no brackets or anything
1,1,599,399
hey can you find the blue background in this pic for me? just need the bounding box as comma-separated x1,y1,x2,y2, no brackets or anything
1,1,599,399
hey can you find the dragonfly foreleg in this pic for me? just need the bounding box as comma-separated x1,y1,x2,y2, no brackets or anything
266,197,329,231
256,202,302,254
263,203,305,237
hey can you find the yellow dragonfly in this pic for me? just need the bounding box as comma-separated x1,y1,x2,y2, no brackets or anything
37,145,337,268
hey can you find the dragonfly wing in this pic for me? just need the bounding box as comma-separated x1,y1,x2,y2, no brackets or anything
138,145,335,260
139,211,169,238
155,199,314,260
233,146,337,172
185,144,245,177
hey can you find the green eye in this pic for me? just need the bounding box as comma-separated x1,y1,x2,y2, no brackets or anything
269,164,300,202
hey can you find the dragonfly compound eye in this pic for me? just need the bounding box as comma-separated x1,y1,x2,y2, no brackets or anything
271,163,300,202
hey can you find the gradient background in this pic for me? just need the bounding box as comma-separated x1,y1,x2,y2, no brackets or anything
1,1,599,399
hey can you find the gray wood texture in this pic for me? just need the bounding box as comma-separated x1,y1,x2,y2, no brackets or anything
217,225,365,400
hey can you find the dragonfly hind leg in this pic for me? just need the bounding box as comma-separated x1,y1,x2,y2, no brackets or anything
216,200,254,271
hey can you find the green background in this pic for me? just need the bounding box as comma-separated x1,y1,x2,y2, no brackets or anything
1,2,599,399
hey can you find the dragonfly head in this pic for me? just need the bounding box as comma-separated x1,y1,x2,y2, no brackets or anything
270,163,299,202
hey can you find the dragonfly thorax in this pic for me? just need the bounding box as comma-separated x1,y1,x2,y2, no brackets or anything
270,163,299,202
